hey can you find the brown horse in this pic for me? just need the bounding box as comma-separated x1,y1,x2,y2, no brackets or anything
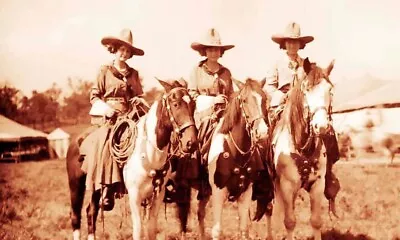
66,79,198,240
264,58,335,240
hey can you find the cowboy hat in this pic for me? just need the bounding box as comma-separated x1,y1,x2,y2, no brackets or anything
191,28,234,56
101,28,144,56
271,22,314,49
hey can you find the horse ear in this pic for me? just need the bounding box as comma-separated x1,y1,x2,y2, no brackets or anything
156,77,173,92
303,57,312,75
260,77,266,88
232,77,245,90
177,77,188,89
324,59,335,76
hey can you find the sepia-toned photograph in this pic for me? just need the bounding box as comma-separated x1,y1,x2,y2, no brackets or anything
1,0,399,239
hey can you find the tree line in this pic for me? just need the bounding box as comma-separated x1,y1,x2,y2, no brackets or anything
0,78,163,132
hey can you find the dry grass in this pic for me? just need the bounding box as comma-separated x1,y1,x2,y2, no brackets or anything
0,157,400,240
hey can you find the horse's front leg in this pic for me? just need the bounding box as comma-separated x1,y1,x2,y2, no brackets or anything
309,175,325,240
127,188,142,240
198,194,210,240
237,184,253,239
280,176,297,240
147,188,166,240
210,186,227,240
86,190,100,240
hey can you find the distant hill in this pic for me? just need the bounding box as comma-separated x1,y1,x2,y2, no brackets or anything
333,74,388,108
334,80,400,112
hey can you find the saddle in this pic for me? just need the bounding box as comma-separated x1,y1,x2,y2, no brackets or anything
214,137,267,202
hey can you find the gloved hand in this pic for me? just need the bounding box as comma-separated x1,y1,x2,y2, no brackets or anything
214,94,227,104
105,107,116,118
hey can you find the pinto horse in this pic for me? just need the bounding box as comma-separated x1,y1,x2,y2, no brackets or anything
192,78,270,240
66,79,197,240
265,58,335,240
123,79,197,240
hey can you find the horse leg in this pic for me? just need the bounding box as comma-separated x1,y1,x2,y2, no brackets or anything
198,193,210,240
68,175,86,240
280,177,297,240
176,187,191,239
147,190,165,240
309,176,325,240
237,184,253,239
127,188,142,240
211,186,227,240
86,190,100,240
265,206,273,240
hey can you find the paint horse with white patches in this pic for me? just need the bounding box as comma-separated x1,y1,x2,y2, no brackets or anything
264,58,335,240
123,79,198,240
66,79,197,240
195,78,271,240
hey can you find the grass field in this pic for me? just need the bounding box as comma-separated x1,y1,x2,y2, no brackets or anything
1,157,400,240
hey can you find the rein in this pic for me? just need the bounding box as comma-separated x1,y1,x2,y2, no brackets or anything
226,92,266,158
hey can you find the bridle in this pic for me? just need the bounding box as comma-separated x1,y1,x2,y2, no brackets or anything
298,79,333,152
229,91,267,155
162,87,196,154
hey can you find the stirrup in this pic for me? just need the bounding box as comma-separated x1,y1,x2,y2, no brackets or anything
99,187,115,211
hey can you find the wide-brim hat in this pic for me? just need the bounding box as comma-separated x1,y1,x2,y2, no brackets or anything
191,28,235,56
271,22,314,49
101,28,144,56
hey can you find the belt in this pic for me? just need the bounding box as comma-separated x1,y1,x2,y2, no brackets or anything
105,97,126,103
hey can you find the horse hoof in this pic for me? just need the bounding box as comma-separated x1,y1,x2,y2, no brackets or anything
72,230,80,240
180,232,187,240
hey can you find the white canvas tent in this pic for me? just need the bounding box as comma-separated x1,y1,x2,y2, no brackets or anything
332,81,400,134
47,128,70,159
0,115,49,162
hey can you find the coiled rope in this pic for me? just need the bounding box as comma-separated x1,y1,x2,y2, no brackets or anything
109,117,138,166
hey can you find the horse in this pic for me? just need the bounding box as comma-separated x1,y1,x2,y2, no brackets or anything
264,58,335,240
122,79,198,240
176,78,270,240
65,79,197,240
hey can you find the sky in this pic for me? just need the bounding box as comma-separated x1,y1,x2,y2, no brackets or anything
0,0,399,96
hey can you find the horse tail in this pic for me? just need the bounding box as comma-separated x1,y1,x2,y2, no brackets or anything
253,198,273,221
252,170,274,221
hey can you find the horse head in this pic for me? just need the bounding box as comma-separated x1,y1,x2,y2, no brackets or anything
301,57,335,136
157,78,198,153
221,78,269,142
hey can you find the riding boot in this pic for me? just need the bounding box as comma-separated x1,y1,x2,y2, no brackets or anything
99,185,115,211
322,129,340,216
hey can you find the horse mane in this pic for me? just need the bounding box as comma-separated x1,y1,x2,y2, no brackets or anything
219,91,240,134
284,80,310,150
219,78,268,134
155,97,173,149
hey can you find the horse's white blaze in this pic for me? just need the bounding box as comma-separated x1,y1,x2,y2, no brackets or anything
208,121,225,165
72,230,80,240
182,95,191,104
253,91,269,136
305,80,331,131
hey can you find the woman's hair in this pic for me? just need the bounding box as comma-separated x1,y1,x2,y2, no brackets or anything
105,43,133,58
199,47,225,57
280,40,306,50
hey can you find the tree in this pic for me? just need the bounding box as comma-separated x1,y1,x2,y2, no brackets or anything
61,78,93,124
0,85,20,120
143,87,163,105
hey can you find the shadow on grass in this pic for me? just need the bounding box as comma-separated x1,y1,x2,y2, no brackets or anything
306,229,375,240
